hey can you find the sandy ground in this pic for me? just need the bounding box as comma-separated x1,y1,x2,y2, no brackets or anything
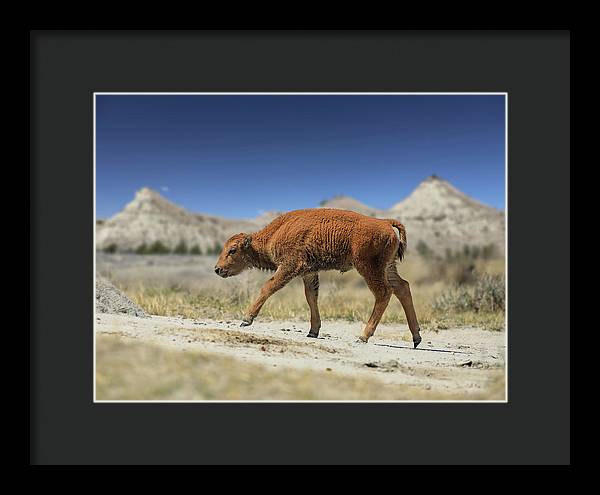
96,313,506,400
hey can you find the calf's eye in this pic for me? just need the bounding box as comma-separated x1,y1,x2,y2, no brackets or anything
228,249,236,256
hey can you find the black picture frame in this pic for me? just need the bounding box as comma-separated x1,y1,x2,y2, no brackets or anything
30,30,570,465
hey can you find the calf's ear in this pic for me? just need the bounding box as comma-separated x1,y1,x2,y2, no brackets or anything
243,234,252,249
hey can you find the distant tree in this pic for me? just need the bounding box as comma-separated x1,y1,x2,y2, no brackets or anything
445,248,454,261
471,246,481,259
147,240,170,254
416,240,433,258
135,243,148,255
189,244,202,255
174,240,188,255
482,243,497,260
103,243,118,254
463,245,471,258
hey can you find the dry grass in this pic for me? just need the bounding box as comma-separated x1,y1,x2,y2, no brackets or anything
115,255,505,331
96,334,504,401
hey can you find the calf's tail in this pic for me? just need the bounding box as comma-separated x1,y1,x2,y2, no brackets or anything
386,219,408,261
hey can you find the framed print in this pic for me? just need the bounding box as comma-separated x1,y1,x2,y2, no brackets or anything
30,30,570,465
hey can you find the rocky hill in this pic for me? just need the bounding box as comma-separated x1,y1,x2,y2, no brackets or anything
318,195,383,217
389,175,505,256
96,176,504,257
95,188,264,253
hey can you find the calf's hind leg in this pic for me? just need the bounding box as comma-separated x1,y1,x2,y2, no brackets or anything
303,273,321,338
356,265,392,343
386,264,422,348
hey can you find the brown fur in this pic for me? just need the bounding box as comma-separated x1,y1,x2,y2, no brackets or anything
215,208,421,345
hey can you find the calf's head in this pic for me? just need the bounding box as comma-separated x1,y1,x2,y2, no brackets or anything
214,233,252,278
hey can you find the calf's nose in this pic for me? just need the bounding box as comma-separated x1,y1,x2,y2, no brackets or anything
214,267,221,275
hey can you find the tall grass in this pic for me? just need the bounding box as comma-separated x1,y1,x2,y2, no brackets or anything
433,274,505,313
114,254,506,331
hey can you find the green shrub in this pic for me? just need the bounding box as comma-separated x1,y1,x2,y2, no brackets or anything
208,242,223,255
416,240,433,258
174,240,188,255
146,241,170,255
454,262,477,285
445,243,500,262
135,243,148,255
481,243,497,260
103,243,118,254
432,273,505,313
189,245,203,255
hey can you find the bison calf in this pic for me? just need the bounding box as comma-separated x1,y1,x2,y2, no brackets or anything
214,208,422,347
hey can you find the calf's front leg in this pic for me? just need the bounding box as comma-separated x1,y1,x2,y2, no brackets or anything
240,266,298,327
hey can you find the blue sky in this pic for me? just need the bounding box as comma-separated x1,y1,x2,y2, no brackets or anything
96,94,505,219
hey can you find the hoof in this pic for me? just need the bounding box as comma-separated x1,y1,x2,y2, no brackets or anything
357,336,369,343
240,317,253,327
306,332,319,338
413,335,422,348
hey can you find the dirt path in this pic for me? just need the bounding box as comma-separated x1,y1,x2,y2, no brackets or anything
96,313,506,400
